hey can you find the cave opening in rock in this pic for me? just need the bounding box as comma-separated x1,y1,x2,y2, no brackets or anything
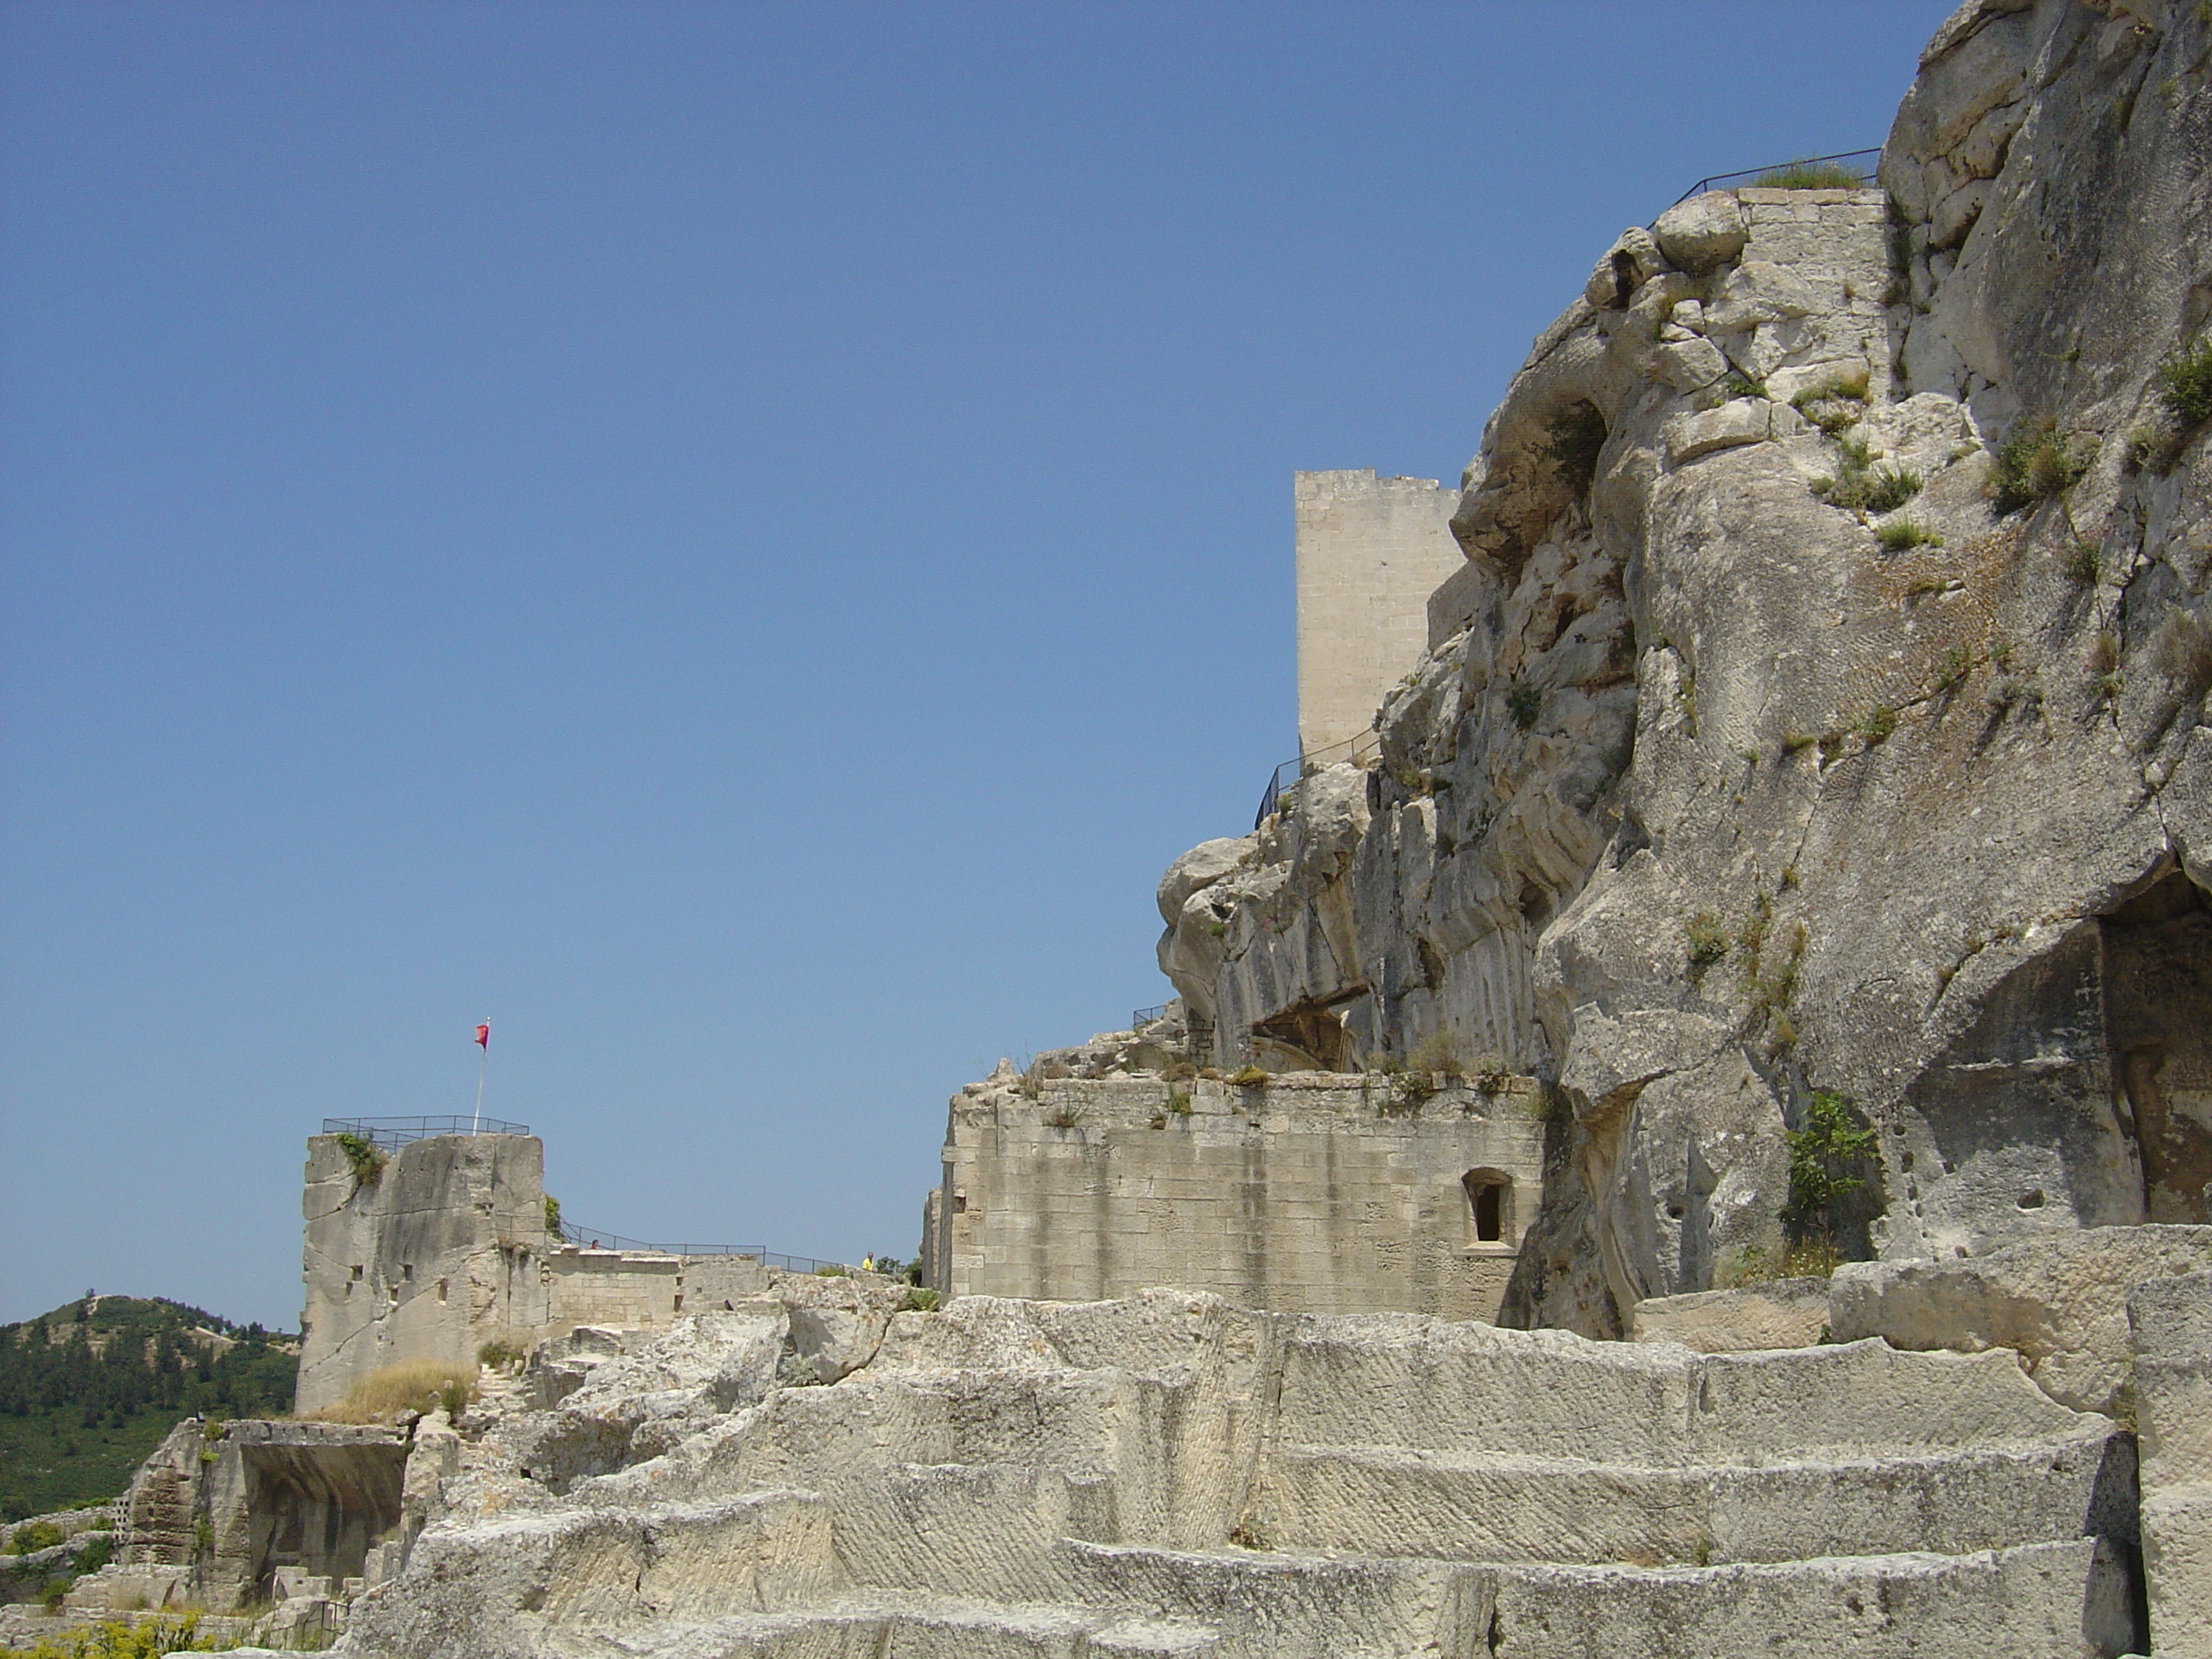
1251,998,1357,1073
1610,250,1637,309
2103,869,2212,1223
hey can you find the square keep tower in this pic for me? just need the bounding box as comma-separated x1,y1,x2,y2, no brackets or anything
1294,469,1465,759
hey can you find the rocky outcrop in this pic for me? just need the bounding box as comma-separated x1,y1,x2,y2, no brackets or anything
328,1292,2142,1658
1154,0,2212,1335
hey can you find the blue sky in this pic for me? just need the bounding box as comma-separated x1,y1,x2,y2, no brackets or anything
0,1,1958,1329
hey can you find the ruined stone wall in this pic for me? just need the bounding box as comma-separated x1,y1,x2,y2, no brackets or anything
1295,469,1465,759
929,1069,1545,1319
91,1417,409,1615
298,1132,776,1411
297,1134,555,1413
543,1249,771,1329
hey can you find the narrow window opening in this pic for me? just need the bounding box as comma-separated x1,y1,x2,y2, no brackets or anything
1463,1170,1511,1244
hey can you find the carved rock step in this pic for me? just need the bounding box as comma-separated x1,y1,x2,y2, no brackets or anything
1271,1323,2088,1464
1057,1540,2140,1659
1258,1427,2132,1565
410,1540,2137,1658
1478,1539,2142,1659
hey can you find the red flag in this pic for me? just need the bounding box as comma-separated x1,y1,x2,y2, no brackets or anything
474,1022,491,1049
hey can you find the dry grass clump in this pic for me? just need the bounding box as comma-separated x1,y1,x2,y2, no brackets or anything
301,1359,475,1423
1751,159,1866,189
1406,1026,1469,1079
2153,606,2212,698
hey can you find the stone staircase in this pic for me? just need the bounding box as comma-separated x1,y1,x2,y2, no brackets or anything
345,1291,2145,1658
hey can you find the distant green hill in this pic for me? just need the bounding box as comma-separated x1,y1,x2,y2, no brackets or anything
0,1295,298,1522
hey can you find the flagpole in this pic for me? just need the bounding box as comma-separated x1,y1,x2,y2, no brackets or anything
473,1037,486,1135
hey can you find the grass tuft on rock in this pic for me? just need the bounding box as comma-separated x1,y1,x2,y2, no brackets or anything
1875,518,1941,551
1750,159,1867,189
2157,335,2212,428
1990,416,2089,514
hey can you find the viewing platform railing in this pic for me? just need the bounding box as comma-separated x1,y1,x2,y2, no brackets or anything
1255,731,1382,830
323,1115,531,1149
1674,148,1881,203
555,1218,837,1274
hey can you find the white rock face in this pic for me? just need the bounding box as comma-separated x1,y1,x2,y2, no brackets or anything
326,1290,2141,1657
1150,0,2212,1338
2130,1268,2212,1653
1652,191,1749,276
1830,1224,2212,1412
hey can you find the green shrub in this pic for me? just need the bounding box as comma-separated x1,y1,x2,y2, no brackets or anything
1811,434,1918,514
334,1132,386,1190
1991,416,2089,514
1722,370,1768,400
1226,1064,1271,1086
1783,1090,1879,1233
476,1339,527,1371
2157,335,2212,428
1752,159,1868,189
2064,540,2101,585
9,1520,64,1554
1164,1086,1193,1115
543,1195,562,1237
812,1263,851,1278
17,1612,228,1656
1684,911,1731,970
901,1287,941,1313
1874,518,1941,551
1855,704,1898,746
1862,466,1922,513
1505,684,1543,730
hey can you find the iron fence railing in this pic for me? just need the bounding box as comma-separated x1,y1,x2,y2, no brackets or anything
1254,730,1382,830
1674,148,1881,203
555,1219,838,1275
323,1115,531,1150
1131,1004,1168,1028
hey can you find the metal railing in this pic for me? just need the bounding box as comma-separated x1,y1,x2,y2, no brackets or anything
323,1115,532,1150
1131,1004,1168,1028
1254,731,1382,830
1675,148,1881,204
555,1219,839,1275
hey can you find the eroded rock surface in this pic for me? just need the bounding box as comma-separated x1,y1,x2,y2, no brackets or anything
1147,0,2212,1335
329,1291,2140,1658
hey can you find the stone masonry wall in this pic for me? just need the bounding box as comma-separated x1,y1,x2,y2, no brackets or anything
930,1069,1545,1319
298,1132,774,1412
1295,469,1465,760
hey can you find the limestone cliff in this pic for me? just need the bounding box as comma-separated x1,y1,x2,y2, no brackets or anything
1157,0,2212,1336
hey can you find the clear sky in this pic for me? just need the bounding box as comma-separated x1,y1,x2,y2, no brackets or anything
0,1,1959,1330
